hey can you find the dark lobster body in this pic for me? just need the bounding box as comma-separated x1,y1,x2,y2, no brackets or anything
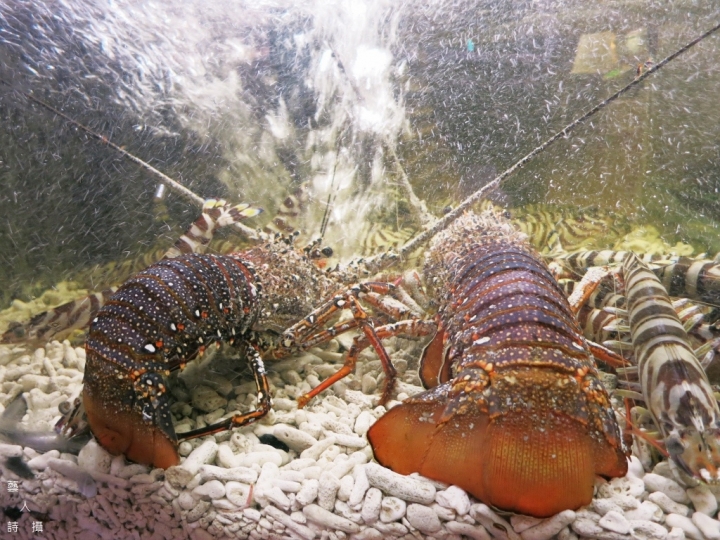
83,253,261,469
368,212,628,517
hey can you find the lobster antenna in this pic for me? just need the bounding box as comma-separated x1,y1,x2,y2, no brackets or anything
319,159,338,240
8,87,206,209
381,19,720,265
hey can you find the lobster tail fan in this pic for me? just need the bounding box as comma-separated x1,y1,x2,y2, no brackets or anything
83,384,180,469
368,383,488,502
369,383,602,517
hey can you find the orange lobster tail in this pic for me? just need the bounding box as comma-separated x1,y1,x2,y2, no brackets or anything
369,384,604,517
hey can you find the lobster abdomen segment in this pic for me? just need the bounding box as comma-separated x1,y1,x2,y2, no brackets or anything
83,254,261,468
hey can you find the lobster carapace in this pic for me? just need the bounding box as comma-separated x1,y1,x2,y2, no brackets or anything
368,211,628,517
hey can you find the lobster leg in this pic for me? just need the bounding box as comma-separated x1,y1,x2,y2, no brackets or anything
296,318,437,408
178,344,272,440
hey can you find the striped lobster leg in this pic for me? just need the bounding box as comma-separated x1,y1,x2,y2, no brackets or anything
557,249,720,307
2,200,260,346
623,253,720,483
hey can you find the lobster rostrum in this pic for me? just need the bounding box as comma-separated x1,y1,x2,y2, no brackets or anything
368,211,629,517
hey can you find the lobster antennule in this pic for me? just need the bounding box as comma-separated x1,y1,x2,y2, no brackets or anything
83,386,180,469
369,379,625,518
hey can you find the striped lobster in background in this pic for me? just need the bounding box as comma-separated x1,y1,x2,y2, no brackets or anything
622,253,720,483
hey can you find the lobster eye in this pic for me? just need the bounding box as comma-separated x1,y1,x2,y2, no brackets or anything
665,434,685,456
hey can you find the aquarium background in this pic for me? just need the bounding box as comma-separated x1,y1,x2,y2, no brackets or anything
0,0,719,309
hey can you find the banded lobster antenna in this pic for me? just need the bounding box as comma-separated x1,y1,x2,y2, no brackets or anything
1,80,262,242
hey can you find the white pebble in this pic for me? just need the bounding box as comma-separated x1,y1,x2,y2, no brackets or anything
296,479,319,507
688,485,718,517
116,463,148,479
643,474,690,504
273,478,302,493
630,519,669,540
0,443,22,457
77,440,112,474
649,491,691,517
599,511,631,535
446,521,492,540
95,494,121,530
239,451,284,468
625,501,664,522
593,498,623,516
352,527,384,540
432,502,455,521
511,516,543,534
244,507,262,522
374,521,409,536
300,436,336,460
406,503,442,534
520,511,575,540
178,491,196,510
225,481,252,507
264,505,316,540
361,487,382,524
470,504,522,540
692,512,720,540
273,425,318,452
613,494,641,510
436,485,471,516
668,527,687,540
337,474,354,502
572,518,606,539
349,464,370,508
303,503,360,533
354,410,376,436
167,440,218,487
192,480,225,500
380,496,406,522
27,450,60,469
198,464,258,484
264,486,292,510
364,462,435,504
332,433,367,449
666,513,704,540
627,456,646,478
47,458,97,497
317,471,341,511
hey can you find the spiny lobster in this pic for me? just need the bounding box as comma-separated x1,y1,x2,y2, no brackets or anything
367,211,629,517
51,199,427,469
